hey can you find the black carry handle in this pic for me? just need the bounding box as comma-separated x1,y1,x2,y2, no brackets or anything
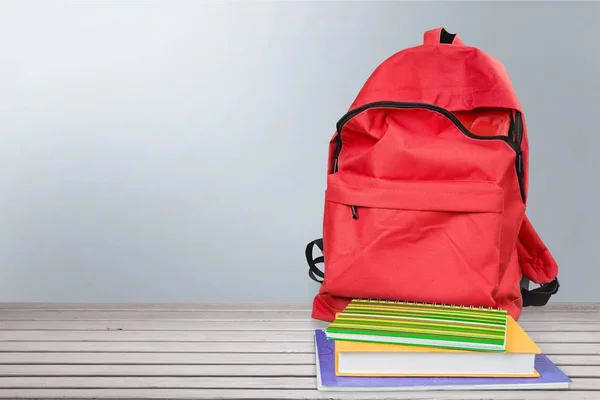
305,238,324,283
439,28,458,44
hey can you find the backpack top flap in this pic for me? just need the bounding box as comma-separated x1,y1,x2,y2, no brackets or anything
325,27,531,200
350,27,522,113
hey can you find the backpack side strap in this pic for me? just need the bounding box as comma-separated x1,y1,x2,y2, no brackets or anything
521,278,560,307
517,214,560,306
306,238,325,283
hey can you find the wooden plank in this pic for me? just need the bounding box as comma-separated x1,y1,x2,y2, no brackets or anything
0,330,311,342
0,376,594,391
0,376,317,388
0,341,598,354
0,352,598,367
0,302,596,312
0,329,596,343
0,376,593,389
521,303,600,312
0,352,315,365
0,319,345,332
0,352,599,367
526,331,599,343
562,365,600,377
0,364,317,376
0,364,594,378
0,341,315,353
0,310,598,321
0,303,312,311
0,389,592,400
519,312,600,322
0,319,593,331
549,354,600,365
0,320,330,331
540,343,600,354
0,310,314,321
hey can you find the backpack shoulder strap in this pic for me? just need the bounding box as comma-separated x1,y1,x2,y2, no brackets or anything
518,214,560,306
305,238,325,283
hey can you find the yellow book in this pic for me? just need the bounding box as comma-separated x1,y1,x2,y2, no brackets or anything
334,316,541,377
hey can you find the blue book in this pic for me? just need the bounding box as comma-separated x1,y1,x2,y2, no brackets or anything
314,330,571,391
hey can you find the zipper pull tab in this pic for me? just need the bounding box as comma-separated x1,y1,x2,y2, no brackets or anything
351,206,358,220
516,152,523,175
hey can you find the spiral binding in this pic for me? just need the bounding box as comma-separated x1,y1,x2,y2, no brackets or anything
354,297,504,311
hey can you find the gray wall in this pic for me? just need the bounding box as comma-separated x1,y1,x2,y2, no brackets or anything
0,1,597,302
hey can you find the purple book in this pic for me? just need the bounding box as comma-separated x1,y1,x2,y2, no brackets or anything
314,330,571,391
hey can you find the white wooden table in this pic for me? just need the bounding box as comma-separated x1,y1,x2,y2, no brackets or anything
0,303,597,399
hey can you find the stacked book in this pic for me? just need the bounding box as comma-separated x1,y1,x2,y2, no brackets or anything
315,299,571,392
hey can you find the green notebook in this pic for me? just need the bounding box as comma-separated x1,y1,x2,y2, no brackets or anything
325,299,508,352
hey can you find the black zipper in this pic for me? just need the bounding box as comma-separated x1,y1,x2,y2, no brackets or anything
331,101,526,218
513,110,525,202
508,111,515,143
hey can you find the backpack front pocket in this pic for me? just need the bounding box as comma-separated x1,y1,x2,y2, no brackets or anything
322,172,504,308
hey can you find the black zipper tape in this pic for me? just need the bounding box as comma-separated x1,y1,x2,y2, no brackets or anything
514,110,525,202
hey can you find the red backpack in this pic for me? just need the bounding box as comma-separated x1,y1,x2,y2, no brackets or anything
305,28,559,322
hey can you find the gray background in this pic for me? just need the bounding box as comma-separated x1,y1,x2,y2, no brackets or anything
0,1,596,302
